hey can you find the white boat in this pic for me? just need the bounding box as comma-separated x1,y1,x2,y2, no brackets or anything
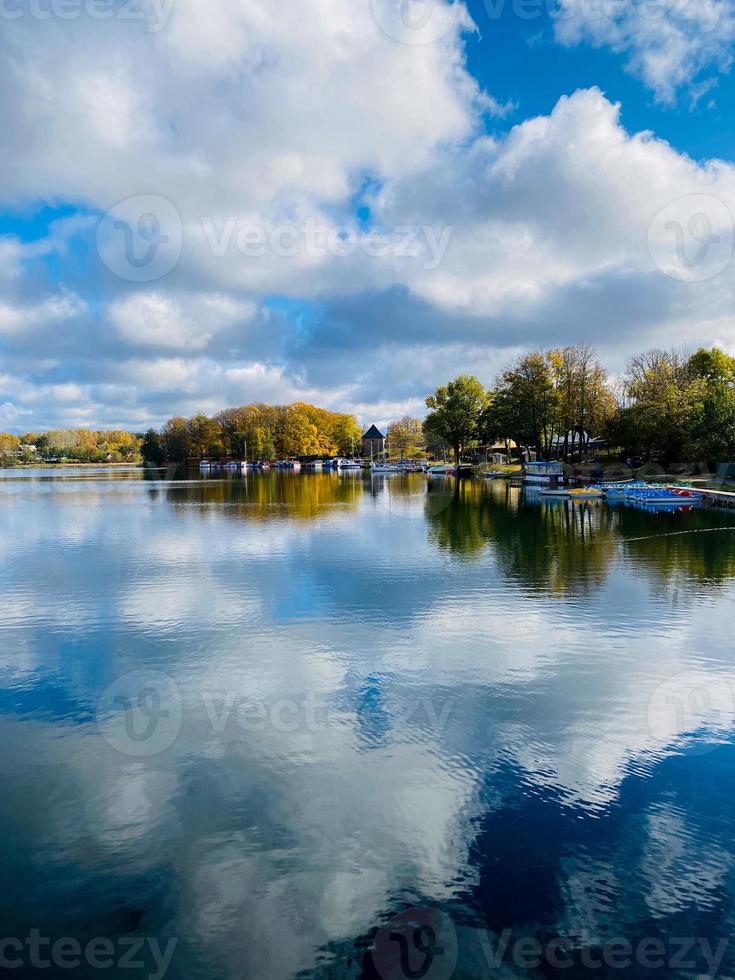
428,464,455,475
538,488,570,497
338,459,364,470
371,463,401,473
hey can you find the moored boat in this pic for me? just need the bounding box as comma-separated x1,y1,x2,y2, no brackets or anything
605,481,647,497
626,486,702,504
569,487,605,500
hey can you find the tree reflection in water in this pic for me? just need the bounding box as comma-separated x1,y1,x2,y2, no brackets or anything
143,469,735,595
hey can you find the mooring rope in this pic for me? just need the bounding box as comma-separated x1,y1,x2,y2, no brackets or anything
623,527,735,544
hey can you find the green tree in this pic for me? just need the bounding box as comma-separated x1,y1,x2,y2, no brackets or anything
487,353,556,459
161,417,190,463
141,429,166,465
423,375,490,464
688,347,735,385
620,350,699,462
423,427,450,460
686,347,735,462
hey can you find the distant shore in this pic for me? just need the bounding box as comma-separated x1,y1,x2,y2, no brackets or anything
0,461,143,469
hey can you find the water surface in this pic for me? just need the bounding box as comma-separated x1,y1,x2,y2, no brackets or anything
2,468,735,978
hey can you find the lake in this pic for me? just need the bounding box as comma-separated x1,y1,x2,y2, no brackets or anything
1,467,735,979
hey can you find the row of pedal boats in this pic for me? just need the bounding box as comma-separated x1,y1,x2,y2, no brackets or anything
538,481,703,505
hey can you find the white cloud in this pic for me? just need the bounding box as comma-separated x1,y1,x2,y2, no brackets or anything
0,0,481,210
370,87,735,334
554,0,735,103
107,292,256,351
3,2,735,428
0,289,86,337
0,402,32,426
0,215,96,281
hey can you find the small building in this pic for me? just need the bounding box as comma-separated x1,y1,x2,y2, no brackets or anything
362,425,385,459
523,460,565,487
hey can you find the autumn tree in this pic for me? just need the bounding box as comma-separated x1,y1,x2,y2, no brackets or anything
329,414,362,457
0,433,20,465
387,417,424,458
547,345,616,460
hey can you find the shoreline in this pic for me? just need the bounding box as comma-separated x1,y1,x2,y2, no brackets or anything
0,462,143,470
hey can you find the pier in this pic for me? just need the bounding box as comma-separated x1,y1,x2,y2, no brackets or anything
673,486,735,509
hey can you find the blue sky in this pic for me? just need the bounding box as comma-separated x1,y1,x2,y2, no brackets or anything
2,0,735,432
463,0,735,159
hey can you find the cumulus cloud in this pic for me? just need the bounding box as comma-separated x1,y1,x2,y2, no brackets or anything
107,292,257,351
0,402,32,427
554,0,735,104
2,0,735,430
0,289,86,338
371,88,735,315
0,215,96,280
0,0,481,210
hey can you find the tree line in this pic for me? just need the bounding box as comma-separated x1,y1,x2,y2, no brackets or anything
140,402,364,464
4,345,734,469
422,345,735,465
0,429,141,465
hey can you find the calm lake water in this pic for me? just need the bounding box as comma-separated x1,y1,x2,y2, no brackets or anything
2,467,735,979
